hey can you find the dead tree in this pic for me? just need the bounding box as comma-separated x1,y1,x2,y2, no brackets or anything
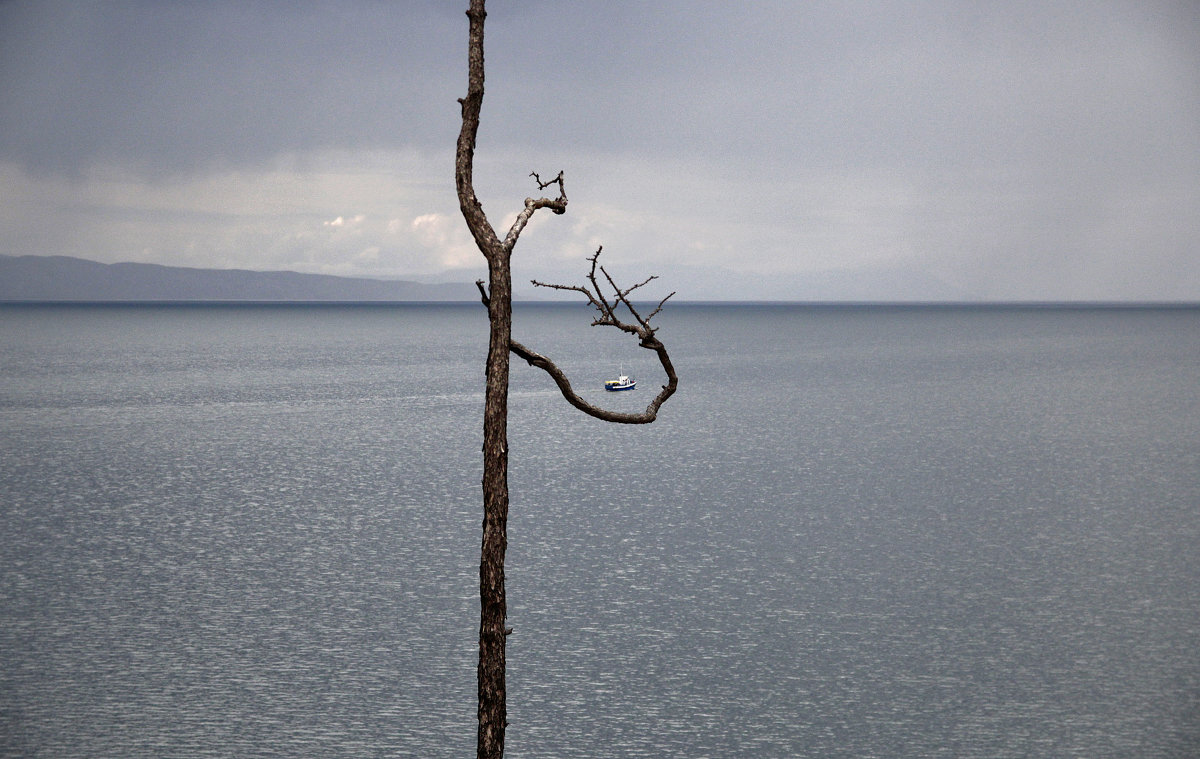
454,2,677,757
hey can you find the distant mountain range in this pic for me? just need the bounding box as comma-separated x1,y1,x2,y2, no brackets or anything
0,255,480,302
0,253,979,303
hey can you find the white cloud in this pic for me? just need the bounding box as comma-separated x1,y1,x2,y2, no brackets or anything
323,214,366,229
411,212,479,270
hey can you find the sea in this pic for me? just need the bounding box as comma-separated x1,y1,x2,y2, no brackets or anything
1,302,1198,758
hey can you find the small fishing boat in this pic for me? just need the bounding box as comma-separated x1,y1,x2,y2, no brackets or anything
604,375,636,392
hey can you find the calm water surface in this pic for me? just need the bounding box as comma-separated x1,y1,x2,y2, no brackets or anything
1,303,1198,757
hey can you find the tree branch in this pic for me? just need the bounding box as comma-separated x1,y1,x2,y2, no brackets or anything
520,249,678,424
500,172,568,255
533,248,676,335
476,252,678,424
530,170,565,194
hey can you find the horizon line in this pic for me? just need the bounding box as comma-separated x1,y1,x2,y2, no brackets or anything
2,299,1198,309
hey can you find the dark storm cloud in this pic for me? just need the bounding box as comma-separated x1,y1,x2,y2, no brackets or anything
4,0,1197,178
0,1,462,174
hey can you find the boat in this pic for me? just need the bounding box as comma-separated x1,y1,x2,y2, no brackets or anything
604,375,636,391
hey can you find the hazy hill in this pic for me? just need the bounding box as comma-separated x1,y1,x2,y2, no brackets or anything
0,254,979,303
0,255,479,302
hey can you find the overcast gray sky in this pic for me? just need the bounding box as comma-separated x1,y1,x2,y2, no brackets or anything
2,1,1198,300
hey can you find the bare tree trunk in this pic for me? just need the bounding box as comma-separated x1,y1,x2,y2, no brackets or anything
477,250,510,759
456,5,509,756
454,3,676,757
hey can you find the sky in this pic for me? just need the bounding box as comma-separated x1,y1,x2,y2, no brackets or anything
1,1,1198,301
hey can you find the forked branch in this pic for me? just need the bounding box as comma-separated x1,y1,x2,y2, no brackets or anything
533,248,675,335
500,172,568,255
480,249,678,424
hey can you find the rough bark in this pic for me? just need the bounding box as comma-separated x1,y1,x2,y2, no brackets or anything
454,2,675,757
